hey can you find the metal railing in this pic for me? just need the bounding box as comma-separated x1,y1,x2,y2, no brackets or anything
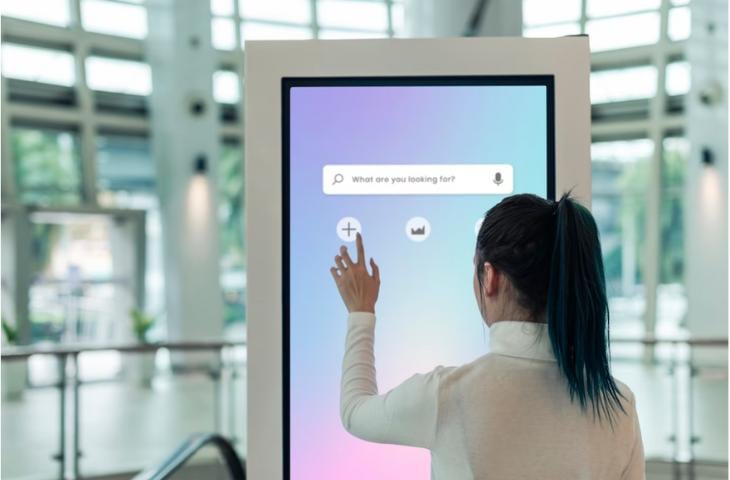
610,336,728,479
2,340,246,480
132,433,245,480
2,336,726,480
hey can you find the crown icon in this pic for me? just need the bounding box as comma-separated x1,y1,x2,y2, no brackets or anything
410,226,426,235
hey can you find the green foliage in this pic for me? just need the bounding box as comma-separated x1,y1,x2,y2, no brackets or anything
130,309,155,343
218,144,246,272
2,319,18,345
11,127,82,205
606,144,687,288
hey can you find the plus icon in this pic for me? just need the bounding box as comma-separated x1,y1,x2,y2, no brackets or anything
336,217,361,242
341,222,357,238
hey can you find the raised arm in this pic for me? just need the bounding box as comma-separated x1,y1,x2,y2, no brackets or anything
339,311,444,448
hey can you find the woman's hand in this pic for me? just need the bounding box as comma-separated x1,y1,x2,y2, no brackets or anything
330,233,380,313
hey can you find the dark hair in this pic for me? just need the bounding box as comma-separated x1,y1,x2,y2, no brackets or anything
476,193,625,422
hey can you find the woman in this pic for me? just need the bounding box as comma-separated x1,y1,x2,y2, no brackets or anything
330,193,644,479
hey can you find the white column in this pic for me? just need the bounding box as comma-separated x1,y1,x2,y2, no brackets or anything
685,0,728,339
146,0,223,352
405,0,521,37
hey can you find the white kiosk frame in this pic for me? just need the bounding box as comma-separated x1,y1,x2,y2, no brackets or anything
245,37,590,479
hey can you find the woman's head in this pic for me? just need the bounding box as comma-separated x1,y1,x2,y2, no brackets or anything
474,192,625,421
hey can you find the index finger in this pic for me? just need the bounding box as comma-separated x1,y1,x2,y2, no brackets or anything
356,232,365,264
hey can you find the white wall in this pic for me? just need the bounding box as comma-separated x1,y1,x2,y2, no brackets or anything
685,0,728,339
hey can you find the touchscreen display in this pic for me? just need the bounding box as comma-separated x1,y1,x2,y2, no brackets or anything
284,77,554,479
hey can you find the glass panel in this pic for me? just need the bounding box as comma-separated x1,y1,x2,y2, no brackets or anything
318,29,387,39
1,44,75,86
95,134,166,324
592,139,654,337
668,7,691,41
657,137,688,335
666,61,691,96
212,17,238,50
240,22,313,41
240,0,311,24
522,0,580,26
86,57,152,95
523,22,581,38
211,0,235,17
81,0,147,39
213,70,241,104
391,1,405,34
692,372,729,461
1,359,61,479
591,65,657,103
586,12,660,51
1,0,70,26
587,0,660,18
11,127,82,206
317,0,389,30
219,143,246,329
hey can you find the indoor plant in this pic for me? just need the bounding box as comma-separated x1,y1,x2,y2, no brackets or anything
127,309,156,388
1,319,27,400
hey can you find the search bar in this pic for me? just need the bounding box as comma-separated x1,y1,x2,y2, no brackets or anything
322,164,514,195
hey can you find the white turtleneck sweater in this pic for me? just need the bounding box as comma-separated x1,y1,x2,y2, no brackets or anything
341,312,645,479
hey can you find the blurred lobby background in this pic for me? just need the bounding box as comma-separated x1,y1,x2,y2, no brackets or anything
0,0,727,479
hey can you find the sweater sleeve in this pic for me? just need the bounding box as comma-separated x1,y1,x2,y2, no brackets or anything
340,312,444,449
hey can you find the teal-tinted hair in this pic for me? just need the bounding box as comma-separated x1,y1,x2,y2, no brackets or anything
476,193,625,423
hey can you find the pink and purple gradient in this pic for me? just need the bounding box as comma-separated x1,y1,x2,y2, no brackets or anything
288,83,548,479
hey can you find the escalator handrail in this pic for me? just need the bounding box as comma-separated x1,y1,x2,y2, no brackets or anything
132,433,246,480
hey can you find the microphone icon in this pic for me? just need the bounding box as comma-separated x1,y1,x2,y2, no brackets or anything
493,172,503,186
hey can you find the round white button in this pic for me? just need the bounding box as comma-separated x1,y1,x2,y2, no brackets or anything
336,217,361,242
406,217,430,242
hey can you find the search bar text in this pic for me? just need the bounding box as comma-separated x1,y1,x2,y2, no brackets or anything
322,164,514,195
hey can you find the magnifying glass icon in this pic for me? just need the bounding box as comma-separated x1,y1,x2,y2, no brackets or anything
332,173,344,186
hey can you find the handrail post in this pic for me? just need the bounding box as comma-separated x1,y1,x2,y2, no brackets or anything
54,353,67,480
72,352,81,479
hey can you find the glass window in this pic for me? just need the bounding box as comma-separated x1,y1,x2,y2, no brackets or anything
1,0,70,26
86,57,152,95
668,7,691,41
666,61,691,96
523,0,580,26
81,0,147,39
657,137,688,335
211,0,235,17
523,22,581,38
1,44,75,86
587,0,660,18
391,1,405,34
317,0,389,30
96,134,155,194
591,139,654,337
11,126,83,206
586,12,660,51
240,22,313,41
218,142,245,327
591,65,657,103
212,17,239,50
95,134,166,321
319,29,387,39
213,70,241,104
240,0,311,24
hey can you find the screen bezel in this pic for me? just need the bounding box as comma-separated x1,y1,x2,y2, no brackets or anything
281,75,555,478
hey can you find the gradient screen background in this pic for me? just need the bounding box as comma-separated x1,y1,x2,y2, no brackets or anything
284,77,554,479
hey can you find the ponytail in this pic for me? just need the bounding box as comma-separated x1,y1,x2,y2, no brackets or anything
546,193,625,422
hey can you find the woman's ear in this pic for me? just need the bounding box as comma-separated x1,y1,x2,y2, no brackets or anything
483,262,499,297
